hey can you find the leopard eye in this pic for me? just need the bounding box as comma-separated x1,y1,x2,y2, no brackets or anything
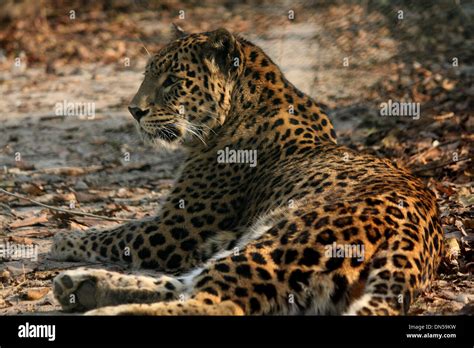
162,75,177,88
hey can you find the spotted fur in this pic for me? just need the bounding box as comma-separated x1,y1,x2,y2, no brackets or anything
51,28,443,316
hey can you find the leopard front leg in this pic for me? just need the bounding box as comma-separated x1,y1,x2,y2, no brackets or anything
50,217,240,272
50,157,248,274
53,268,185,312
50,218,160,266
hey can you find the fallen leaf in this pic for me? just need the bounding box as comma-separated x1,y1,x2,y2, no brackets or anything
445,237,461,261
39,166,103,176
14,161,35,171
20,183,44,196
69,221,90,231
11,229,54,238
10,214,48,228
434,182,456,196
22,288,50,301
8,236,35,245
442,79,456,91
50,211,73,228
0,270,11,283
73,191,102,203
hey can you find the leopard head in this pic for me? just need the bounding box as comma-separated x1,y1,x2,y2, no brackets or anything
128,27,244,149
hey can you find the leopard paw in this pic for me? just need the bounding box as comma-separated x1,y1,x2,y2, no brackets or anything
53,268,102,312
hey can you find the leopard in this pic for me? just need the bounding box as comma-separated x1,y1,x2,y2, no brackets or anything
50,27,443,316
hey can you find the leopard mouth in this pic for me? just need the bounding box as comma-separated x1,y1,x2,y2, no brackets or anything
140,124,182,143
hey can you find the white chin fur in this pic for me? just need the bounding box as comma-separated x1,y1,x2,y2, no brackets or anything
139,131,182,151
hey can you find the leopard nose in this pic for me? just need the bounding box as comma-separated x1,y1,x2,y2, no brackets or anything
128,106,149,121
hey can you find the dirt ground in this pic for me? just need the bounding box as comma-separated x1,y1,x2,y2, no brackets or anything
0,1,472,315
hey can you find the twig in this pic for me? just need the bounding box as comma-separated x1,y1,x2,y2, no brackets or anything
406,138,461,158
0,188,133,222
5,279,29,298
0,202,17,218
411,156,471,174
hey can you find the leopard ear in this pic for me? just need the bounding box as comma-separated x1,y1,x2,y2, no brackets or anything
204,28,241,76
207,28,235,50
171,23,188,39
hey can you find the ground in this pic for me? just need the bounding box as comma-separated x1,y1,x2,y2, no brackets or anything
0,1,472,315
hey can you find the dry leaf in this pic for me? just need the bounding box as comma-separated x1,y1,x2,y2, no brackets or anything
73,191,102,203
8,236,35,245
0,270,11,283
69,221,90,231
11,229,54,238
441,79,456,91
22,288,50,301
445,237,461,261
10,214,48,228
20,183,44,196
14,161,35,171
39,166,102,176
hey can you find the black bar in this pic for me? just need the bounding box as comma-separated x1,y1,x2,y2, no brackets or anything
0,315,471,346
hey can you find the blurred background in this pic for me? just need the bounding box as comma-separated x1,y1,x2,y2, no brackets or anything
0,0,472,314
